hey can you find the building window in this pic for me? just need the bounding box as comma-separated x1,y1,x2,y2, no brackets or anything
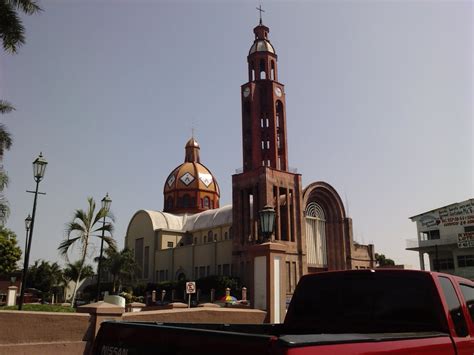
465,226,474,233
182,194,191,208
458,255,474,268
224,231,228,240
206,266,210,276
159,270,165,282
421,229,440,240
134,238,144,279
208,231,213,242
194,267,198,279
199,266,206,278
166,196,173,209
305,202,327,267
218,265,222,275
167,241,174,248
203,197,210,209
223,264,230,276
433,258,454,271
144,246,149,279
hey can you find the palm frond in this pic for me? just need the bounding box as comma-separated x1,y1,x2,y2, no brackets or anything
92,222,114,235
9,0,42,14
0,1,25,53
100,235,117,252
58,236,81,258
0,100,15,114
0,124,13,154
66,221,86,236
0,169,9,190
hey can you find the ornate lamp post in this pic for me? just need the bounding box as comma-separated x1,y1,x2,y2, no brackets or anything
24,214,32,264
19,153,47,310
96,193,112,301
259,204,276,242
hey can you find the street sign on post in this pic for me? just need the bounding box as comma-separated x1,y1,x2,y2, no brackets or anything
186,281,196,308
186,282,196,294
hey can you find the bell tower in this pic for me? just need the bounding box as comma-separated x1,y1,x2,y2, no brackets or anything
232,16,306,323
241,21,288,172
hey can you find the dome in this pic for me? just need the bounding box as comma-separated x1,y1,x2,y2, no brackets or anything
249,39,275,55
163,138,220,214
185,137,200,148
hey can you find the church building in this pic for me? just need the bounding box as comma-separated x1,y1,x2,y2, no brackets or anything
125,19,375,322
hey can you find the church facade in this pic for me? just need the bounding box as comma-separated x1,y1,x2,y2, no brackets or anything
125,20,375,322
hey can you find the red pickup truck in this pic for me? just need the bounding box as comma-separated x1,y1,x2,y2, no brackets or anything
92,269,474,354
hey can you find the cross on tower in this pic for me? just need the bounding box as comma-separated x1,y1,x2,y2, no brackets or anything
256,5,265,25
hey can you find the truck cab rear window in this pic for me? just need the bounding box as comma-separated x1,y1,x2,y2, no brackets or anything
285,272,447,334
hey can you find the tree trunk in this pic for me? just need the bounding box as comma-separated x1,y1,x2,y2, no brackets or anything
69,243,88,308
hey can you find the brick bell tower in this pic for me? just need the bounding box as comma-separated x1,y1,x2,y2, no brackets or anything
232,16,306,323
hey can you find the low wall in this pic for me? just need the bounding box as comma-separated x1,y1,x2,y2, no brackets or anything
0,310,91,355
0,304,266,355
122,307,266,324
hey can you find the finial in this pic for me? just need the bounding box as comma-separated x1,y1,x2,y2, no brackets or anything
191,126,195,138
256,4,265,25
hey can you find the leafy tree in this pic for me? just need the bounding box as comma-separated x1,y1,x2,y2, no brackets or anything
375,253,396,267
58,197,115,307
0,0,41,223
0,226,21,275
0,170,9,224
0,0,42,53
25,259,62,302
62,261,94,302
100,247,138,294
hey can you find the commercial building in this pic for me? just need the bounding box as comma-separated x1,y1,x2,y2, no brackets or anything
406,198,474,279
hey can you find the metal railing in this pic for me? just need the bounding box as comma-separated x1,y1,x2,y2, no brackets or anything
406,236,458,249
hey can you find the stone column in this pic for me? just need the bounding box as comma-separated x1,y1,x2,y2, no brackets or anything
419,252,425,271
248,242,286,323
7,286,17,306
77,301,125,342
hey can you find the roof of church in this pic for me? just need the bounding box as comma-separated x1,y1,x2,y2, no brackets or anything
141,204,232,232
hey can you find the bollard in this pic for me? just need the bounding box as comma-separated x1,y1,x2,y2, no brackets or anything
161,290,166,303
210,288,215,303
242,287,247,301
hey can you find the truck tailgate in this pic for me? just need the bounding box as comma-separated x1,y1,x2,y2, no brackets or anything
92,321,278,355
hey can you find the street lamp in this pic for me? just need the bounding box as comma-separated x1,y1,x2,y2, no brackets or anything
96,193,112,301
18,153,47,310
259,204,276,242
24,214,32,265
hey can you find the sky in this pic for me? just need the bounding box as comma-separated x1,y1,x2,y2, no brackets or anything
1,0,472,269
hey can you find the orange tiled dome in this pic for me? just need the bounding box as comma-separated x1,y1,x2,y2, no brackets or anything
163,138,220,214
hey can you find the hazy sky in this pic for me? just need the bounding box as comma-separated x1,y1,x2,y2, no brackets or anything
1,0,472,269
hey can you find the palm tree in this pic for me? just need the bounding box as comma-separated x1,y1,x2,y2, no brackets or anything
58,197,116,307
101,248,138,294
0,0,42,53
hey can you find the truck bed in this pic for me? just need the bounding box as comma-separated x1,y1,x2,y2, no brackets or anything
92,321,456,355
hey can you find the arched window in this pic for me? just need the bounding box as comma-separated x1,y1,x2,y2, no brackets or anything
305,202,327,267
203,196,210,209
259,59,266,79
271,61,275,80
183,194,190,208
208,230,213,242
166,196,173,209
